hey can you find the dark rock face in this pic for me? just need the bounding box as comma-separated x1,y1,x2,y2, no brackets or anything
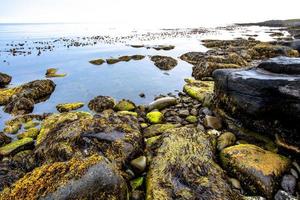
146,127,242,200
150,55,178,70
3,97,35,115
213,56,300,152
0,72,11,87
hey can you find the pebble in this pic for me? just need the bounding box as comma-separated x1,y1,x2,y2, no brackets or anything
228,178,241,189
203,115,222,130
290,168,298,179
178,109,189,117
130,156,147,172
274,190,298,200
281,174,297,194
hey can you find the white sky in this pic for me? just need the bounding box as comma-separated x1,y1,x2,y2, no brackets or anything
0,0,299,28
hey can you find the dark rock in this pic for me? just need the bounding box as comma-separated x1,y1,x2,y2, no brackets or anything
88,96,116,113
213,57,300,152
3,97,34,115
150,55,178,70
0,72,11,87
274,190,298,200
0,133,11,147
0,155,128,199
146,127,242,200
281,174,297,194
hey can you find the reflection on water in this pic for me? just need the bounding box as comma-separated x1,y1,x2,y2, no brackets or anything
0,23,279,129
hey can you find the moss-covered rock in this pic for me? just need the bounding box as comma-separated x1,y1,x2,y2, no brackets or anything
0,155,128,200
35,110,143,167
130,177,144,190
23,121,39,129
146,111,163,124
0,72,11,87
3,97,35,115
220,144,291,198
151,55,178,70
88,95,116,113
45,68,66,78
17,128,39,139
89,58,105,65
131,55,145,60
185,115,198,123
217,132,236,151
0,138,34,156
143,123,175,138
192,62,240,79
146,127,242,200
114,99,136,111
56,102,84,113
106,58,121,64
183,78,214,103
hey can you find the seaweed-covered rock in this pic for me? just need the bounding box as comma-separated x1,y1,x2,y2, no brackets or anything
147,97,177,111
0,80,55,114
17,128,39,139
0,138,34,157
88,96,116,113
0,132,11,147
0,72,11,87
146,111,163,124
45,68,66,78
56,102,84,113
213,57,300,152
220,144,291,198
217,132,236,151
146,127,242,200
192,62,240,79
114,99,136,111
3,97,34,115
0,155,128,200
35,110,142,167
183,78,214,104
89,58,105,65
143,123,175,138
150,55,178,70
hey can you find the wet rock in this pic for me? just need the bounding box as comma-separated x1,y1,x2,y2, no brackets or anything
139,93,145,98
185,115,198,123
178,109,189,117
213,57,300,152
114,99,136,111
0,138,34,157
131,55,145,60
130,156,147,172
183,78,214,105
147,97,177,111
193,62,240,79
180,52,206,65
143,123,175,138
88,96,116,113
35,111,142,167
228,178,241,190
274,190,298,200
106,58,120,64
150,55,178,70
56,102,84,112
3,97,35,115
89,58,105,65
0,79,55,109
45,68,66,78
249,43,299,59
217,132,236,151
17,128,39,139
146,127,242,200
0,72,11,87
281,174,297,194
220,144,291,198
0,155,128,200
0,133,11,147
204,115,222,130
146,111,163,124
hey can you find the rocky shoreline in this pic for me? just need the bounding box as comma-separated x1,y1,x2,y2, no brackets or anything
0,22,300,200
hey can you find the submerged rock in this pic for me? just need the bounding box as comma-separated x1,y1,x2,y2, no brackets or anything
220,144,291,198
88,96,116,113
0,79,55,114
0,155,128,200
45,68,66,78
146,127,242,200
150,55,178,70
213,56,300,152
0,72,11,87
56,102,84,113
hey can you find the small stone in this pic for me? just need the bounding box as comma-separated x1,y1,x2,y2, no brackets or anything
281,174,297,194
146,111,163,124
0,138,34,156
117,111,138,117
45,68,66,78
56,102,84,113
190,108,198,116
139,93,145,98
207,129,221,136
88,96,115,113
203,115,222,130
292,162,300,174
274,190,298,200
290,169,298,179
228,178,241,189
217,132,236,151
147,97,177,111
140,123,148,129
178,109,189,117
114,99,136,111
185,115,198,123
199,107,213,116
130,156,147,172
131,190,145,200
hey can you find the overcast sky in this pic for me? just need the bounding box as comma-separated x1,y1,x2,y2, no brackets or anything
0,0,299,28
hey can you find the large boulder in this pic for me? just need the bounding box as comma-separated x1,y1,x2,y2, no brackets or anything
0,155,128,200
146,127,242,200
35,110,143,167
0,72,11,87
213,57,300,153
220,144,291,198
0,80,55,115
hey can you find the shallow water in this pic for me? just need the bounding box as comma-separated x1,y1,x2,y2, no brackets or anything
0,23,281,129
